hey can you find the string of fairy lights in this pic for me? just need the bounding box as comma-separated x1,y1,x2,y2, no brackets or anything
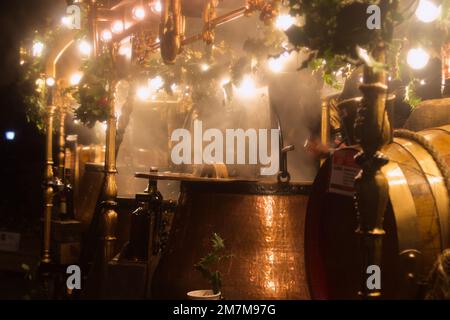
22,0,448,125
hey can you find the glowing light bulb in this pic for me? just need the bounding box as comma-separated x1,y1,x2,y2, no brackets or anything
112,21,124,34
149,76,164,90
70,73,83,86
137,86,151,101
275,14,296,31
61,16,71,27
236,75,256,98
407,48,430,70
101,29,113,42
78,40,92,56
132,6,146,20
32,41,44,57
119,41,132,58
46,77,55,87
152,1,162,13
35,78,44,87
220,78,231,86
201,63,210,72
420,79,427,85
415,0,441,23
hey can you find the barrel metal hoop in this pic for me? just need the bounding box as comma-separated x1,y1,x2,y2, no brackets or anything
394,129,450,249
394,129,450,199
381,161,420,252
180,181,312,195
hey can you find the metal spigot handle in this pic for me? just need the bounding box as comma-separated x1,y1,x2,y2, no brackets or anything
278,144,294,183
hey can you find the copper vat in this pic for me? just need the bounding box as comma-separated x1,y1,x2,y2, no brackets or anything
306,125,450,299
151,180,312,299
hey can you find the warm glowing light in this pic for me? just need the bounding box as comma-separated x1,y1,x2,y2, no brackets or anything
415,0,441,23
268,52,290,73
132,6,146,20
36,78,45,87
220,78,230,86
152,1,162,13
171,83,177,91
275,14,296,31
101,29,113,42
70,73,83,86
32,41,44,57
149,76,164,90
407,48,430,70
137,86,151,101
119,43,132,59
46,77,55,87
112,20,124,34
420,79,427,85
61,16,71,26
201,63,210,72
236,75,256,97
78,40,92,56
20,60,25,65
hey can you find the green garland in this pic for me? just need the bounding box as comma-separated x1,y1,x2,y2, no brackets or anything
73,50,115,128
20,2,89,131
284,0,450,98
19,57,48,132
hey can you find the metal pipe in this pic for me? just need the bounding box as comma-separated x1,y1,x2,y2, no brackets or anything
42,103,55,264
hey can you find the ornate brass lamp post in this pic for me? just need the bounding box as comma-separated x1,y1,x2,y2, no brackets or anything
98,46,119,275
354,41,392,299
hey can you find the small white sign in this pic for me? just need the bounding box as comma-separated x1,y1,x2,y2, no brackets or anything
328,148,360,196
0,231,21,252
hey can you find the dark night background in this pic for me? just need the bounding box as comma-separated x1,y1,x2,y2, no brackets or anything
0,1,58,232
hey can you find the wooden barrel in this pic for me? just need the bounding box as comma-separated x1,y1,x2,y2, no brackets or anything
306,126,450,299
152,181,312,299
404,98,450,132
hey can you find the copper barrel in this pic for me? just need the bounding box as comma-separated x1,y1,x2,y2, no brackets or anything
306,125,450,299
151,181,312,299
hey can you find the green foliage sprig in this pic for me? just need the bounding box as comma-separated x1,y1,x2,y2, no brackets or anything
20,1,90,131
19,59,48,131
73,50,115,128
194,233,232,295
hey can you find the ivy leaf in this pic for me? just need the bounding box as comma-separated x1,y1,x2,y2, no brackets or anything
211,233,225,251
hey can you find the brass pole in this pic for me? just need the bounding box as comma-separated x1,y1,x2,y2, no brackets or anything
58,101,68,219
354,39,392,299
89,0,99,57
99,46,119,275
320,99,329,166
58,105,65,179
42,103,56,264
